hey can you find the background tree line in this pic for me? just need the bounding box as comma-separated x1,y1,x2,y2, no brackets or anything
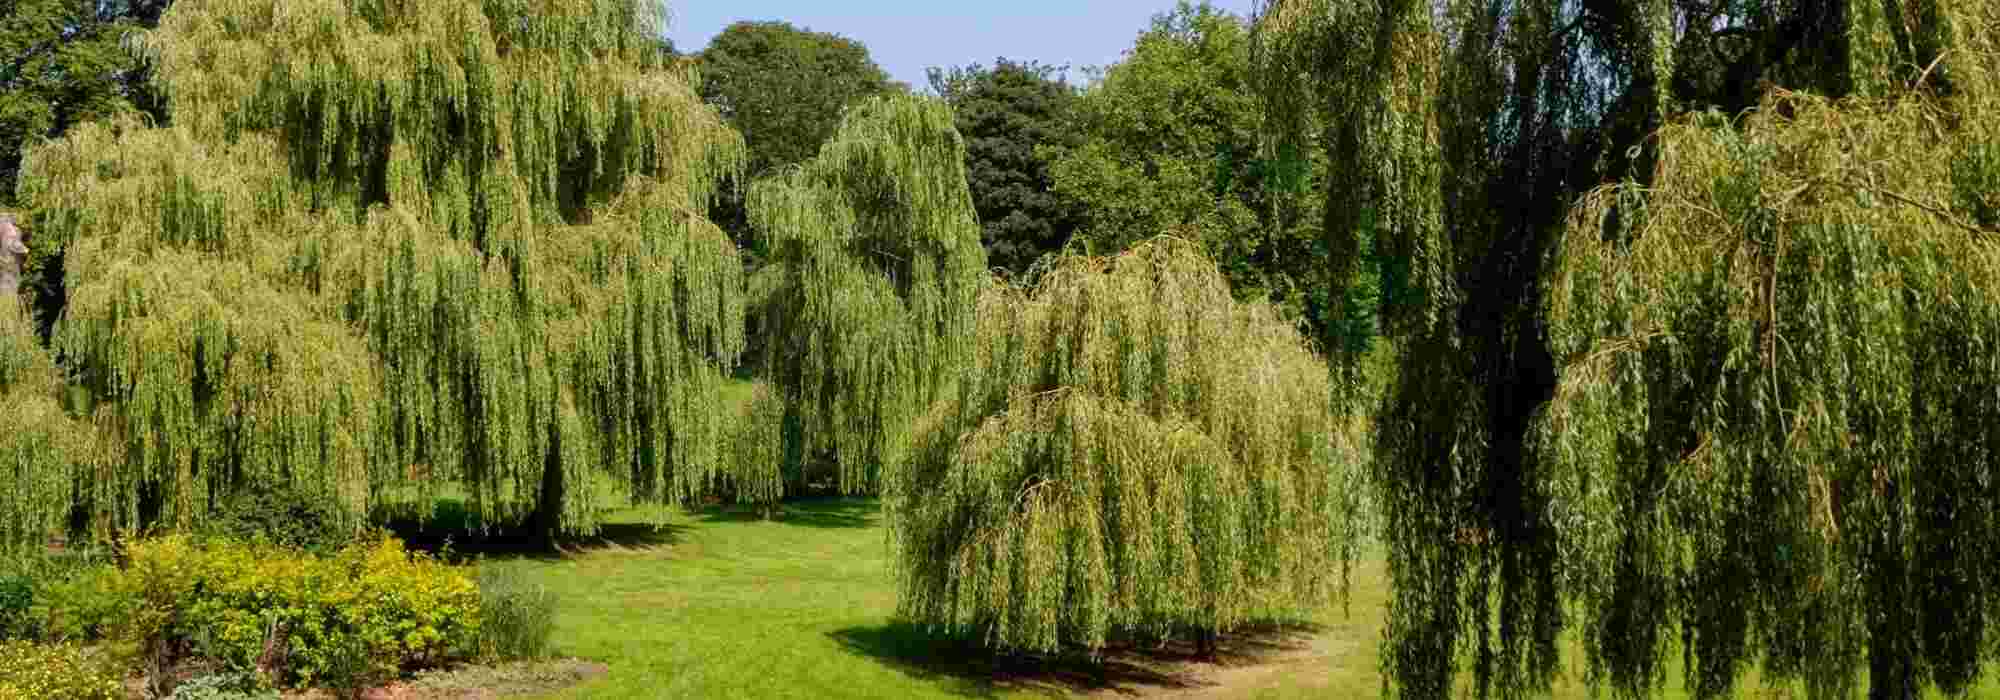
691,2,1382,352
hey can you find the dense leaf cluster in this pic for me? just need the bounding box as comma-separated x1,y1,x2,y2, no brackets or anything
928,59,1084,275
698,21,897,178
1052,2,1366,346
0,0,171,208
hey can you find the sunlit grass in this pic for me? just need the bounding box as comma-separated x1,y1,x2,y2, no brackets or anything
486,492,1998,699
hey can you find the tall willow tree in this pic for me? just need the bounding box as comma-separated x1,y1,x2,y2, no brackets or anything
888,238,1357,656
12,0,747,541
1256,0,1998,698
743,94,984,498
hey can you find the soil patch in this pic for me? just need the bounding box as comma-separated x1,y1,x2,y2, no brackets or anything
143,659,610,700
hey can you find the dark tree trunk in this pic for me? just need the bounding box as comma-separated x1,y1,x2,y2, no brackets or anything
536,423,567,553
0,214,22,302
1867,478,1919,700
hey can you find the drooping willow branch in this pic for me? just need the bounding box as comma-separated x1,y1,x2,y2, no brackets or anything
11,0,747,539
741,94,985,498
887,238,1362,655
1252,0,2000,698
1543,75,2000,698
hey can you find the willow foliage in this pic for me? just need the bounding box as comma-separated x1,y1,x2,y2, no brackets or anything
726,384,786,507
13,0,746,539
745,95,985,497
1255,0,1996,698
1544,21,2000,700
0,301,83,550
888,238,1357,655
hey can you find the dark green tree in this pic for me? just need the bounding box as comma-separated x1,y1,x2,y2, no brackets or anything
2,0,174,334
1256,0,2000,698
1051,1,1363,346
0,0,171,206
927,59,1083,275
696,20,898,366
697,20,895,177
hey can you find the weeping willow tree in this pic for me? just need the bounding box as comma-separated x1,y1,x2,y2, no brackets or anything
1544,31,2000,700
10,0,746,542
742,94,984,498
1256,0,1999,698
887,238,1358,656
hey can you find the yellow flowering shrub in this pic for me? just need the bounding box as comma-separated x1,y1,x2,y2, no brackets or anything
0,641,123,700
45,534,478,689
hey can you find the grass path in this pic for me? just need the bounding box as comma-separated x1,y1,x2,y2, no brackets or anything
505,499,1998,699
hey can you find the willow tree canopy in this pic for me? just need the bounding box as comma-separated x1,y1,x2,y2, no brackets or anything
1254,0,1997,698
1544,58,2000,700
11,0,746,541
743,94,985,498
888,238,1359,655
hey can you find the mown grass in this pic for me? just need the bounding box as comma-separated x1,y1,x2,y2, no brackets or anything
473,380,2000,699
487,493,1998,699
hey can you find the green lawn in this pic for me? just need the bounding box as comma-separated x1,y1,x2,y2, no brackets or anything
486,497,2000,699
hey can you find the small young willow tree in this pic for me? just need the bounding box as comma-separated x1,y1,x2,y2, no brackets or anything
888,238,1357,655
742,95,985,498
12,0,746,540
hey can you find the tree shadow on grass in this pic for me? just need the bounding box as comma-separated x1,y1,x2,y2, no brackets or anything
829,620,1326,698
381,498,688,562
695,496,877,529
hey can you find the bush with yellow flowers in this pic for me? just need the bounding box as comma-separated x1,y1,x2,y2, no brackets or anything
40,534,479,690
0,640,123,700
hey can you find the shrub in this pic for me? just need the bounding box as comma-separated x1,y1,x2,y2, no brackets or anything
200,485,359,553
35,563,134,644
0,640,123,700
168,672,278,700
0,575,31,640
477,563,559,660
40,534,480,690
0,546,117,643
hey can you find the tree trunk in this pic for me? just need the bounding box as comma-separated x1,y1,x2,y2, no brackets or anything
537,423,567,554
0,214,23,302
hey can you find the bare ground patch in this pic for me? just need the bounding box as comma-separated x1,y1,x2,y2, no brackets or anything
278,659,609,699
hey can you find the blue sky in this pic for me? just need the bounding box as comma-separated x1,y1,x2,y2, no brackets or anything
666,1,1259,90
